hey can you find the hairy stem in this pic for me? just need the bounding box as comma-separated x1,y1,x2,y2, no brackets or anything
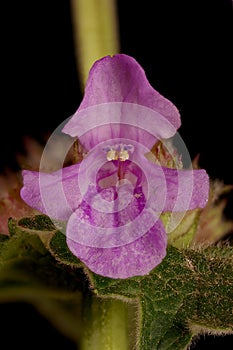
81,295,130,350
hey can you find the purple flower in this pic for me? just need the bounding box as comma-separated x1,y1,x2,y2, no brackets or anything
20,54,209,279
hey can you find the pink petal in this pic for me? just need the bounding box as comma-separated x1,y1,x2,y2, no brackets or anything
63,54,180,150
137,154,209,212
20,164,82,221
162,167,209,211
79,54,180,127
66,218,167,279
66,182,161,249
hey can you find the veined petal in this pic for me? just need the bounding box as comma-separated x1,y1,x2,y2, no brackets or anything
20,164,82,221
79,54,180,128
63,103,177,151
66,219,167,279
139,156,209,212
63,54,180,150
162,167,209,211
65,149,163,249
65,183,160,249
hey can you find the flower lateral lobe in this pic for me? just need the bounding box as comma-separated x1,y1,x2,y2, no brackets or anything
20,54,209,279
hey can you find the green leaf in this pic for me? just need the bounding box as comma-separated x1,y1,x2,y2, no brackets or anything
88,245,233,350
49,231,82,267
2,214,233,349
8,215,57,248
0,220,86,346
186,246,233,332
0,234,9,249
7,215,82,267
17,215,56,231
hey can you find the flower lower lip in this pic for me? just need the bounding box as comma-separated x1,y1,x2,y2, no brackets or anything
66,205,161,248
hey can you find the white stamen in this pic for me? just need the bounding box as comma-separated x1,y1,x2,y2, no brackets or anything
103,143,134,162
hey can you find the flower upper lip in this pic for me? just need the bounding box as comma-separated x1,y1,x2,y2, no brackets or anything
62,54,180,151
74,54,181,129
62,102,178,151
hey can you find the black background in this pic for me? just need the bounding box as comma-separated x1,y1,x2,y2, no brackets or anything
1,0,233,349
